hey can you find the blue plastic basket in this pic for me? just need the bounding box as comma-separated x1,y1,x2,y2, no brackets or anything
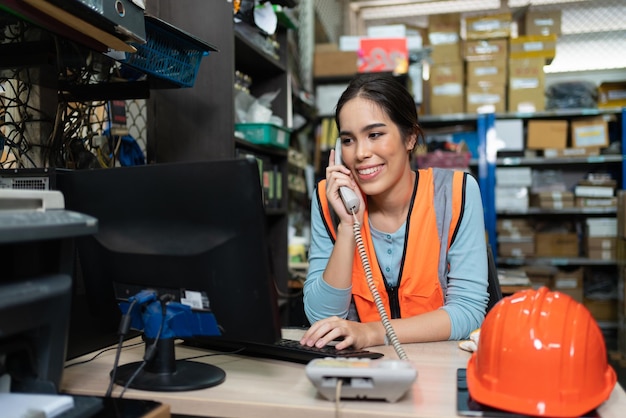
122,16,218,88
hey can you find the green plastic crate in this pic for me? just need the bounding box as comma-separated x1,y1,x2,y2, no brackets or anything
235,123,290,149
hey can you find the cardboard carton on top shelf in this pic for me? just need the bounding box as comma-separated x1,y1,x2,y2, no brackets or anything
314,44,358,77
428,14,461,65
520,10,562,37
464,39,508,61
598,81,626,109
509,34,557,63
465,12,512,40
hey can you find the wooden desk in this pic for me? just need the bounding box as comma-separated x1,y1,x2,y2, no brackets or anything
62,329,626,418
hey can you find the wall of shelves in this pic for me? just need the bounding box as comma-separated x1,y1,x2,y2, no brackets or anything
145,2,307,326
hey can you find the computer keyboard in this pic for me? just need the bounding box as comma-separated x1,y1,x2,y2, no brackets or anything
185,338,384,364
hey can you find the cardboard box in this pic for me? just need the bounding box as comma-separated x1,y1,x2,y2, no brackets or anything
553,267,583,290
598,81,626,109
466,84,506,113
428,14,461,64
525,265,555,289
464,39,508,61
559,288,584,303
587,248,616,260
465,13,512,40
509,35,557,63
499,239,535,257
508,85,545,113
497,218,534,233
535,232,579,257
429,63,465,115
571,116,609,148
508,58,546,112
467,60,507,86
523,11,562,36
430,43,462,65
584,298,618,322
530,191,575,209
526,120,567,149
576,196,618,208
314,45,358,77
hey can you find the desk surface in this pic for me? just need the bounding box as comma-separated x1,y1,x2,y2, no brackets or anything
61,329,626,418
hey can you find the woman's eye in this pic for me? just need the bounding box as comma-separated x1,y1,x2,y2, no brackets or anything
369,132,382,139
340,138,353,145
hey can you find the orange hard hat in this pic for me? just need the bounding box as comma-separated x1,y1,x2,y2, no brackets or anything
466,286,616,417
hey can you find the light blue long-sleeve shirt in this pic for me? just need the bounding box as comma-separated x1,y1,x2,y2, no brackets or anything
303,173,489,340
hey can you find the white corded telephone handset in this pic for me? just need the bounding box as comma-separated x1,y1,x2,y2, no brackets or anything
306,141,413,403
334,138,360,214
332,138,407,361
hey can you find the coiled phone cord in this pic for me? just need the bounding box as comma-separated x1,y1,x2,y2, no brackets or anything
351,212,409,361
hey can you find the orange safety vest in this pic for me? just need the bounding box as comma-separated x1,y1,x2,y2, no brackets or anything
316,168,466,322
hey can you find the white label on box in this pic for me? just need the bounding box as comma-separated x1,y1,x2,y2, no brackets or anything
475,66,498,76
523,41,544,51
474,44,499,54
555,278,578,289
433,83,463,96
429,32,459,45
608,90,626,100
469,93,500,104
511,77,540,89
472,20,502,32
574,125,607,147
534,18,555,26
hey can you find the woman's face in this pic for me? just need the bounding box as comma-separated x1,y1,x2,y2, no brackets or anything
337,97,415,198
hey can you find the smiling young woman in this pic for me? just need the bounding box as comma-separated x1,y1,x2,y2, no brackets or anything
301,73,489,351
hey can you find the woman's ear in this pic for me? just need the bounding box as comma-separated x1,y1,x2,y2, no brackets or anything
407,132,417,152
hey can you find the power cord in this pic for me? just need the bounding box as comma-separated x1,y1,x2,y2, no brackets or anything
118,294,173,398
105,298,138,397
351,210,408,361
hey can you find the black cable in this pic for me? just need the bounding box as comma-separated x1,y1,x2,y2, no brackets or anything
118,295,171,398
64,341,144,369
105,298,138,397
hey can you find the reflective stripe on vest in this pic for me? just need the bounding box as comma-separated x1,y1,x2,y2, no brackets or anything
316,168,466,322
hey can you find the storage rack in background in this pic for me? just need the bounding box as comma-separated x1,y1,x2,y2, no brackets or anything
420,107,626,260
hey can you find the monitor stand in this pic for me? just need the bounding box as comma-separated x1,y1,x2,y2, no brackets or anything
113,338,225,392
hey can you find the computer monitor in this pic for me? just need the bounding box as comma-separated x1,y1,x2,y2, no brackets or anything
56,159,282,391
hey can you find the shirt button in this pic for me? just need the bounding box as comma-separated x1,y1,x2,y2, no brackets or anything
386,234,391,239
387,249,392,254
385,267,390,272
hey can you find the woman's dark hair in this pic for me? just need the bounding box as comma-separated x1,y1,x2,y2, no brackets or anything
334,73,424,150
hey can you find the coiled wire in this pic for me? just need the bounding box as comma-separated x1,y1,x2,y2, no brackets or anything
351,212,408,361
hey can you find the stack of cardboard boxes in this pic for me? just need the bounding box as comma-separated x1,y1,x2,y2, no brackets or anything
425,10,560,115
427,14,464,114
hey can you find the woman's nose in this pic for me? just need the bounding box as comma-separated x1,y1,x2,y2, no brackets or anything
355,141,371,160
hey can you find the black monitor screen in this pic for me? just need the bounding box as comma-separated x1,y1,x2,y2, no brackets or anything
57,159,282,360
